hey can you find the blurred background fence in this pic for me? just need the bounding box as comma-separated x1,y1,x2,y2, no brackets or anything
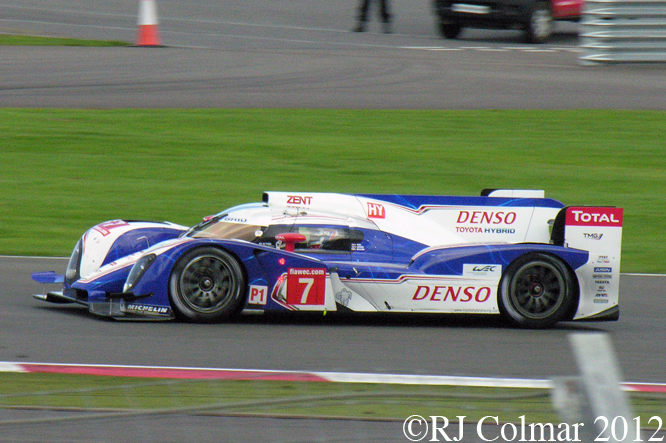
580,0,666,64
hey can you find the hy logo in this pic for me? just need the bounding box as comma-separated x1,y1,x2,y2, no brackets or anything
367,203,386,219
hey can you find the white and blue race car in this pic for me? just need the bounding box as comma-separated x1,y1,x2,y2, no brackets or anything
32,189,623,328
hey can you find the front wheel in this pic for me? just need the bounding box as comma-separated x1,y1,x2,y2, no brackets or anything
439,22,462,39
525,2,553,44
498,253,575,328
169,247,246,323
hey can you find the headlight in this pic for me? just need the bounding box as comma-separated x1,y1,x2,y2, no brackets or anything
65,239,83,286
123,254,156,293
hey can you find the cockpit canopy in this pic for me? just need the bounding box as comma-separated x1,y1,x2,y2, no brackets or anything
186,205,367,254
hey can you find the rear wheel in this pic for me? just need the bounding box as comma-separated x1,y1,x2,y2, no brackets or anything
438,21,462,39
169,247,246,323
498,253,575,328
525,2,553,44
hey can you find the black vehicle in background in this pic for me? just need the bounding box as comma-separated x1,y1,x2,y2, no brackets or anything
432,0,583,43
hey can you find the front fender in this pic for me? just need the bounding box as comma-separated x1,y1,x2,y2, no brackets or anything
101,226,187,266
129,239,332,312
78,220,187,280
72,265,133,297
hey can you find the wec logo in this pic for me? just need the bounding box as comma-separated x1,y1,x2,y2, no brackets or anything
463,264,502,277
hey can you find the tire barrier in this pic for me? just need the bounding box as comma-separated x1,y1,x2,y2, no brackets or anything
579,0,666,64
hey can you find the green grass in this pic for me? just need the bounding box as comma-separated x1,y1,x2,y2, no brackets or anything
0,34,129,46
0,373,552,421
1,109,665,273
0,373,663,426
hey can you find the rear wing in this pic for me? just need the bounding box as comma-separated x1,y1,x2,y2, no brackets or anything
551,206,623,253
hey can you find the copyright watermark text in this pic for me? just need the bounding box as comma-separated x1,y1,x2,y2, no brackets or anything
402,415,664,442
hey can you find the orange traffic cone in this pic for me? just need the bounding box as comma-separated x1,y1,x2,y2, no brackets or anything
136,0,161,46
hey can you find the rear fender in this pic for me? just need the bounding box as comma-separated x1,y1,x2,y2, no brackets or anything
552,206,623,319
412,243,588,277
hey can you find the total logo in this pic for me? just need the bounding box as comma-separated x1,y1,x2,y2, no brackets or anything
571,210,619,224
566,207,623,227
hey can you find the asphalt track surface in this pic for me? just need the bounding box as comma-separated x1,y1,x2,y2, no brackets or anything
2,257,666,442
2,256,665,385
3,0,666,108
5,410,606,443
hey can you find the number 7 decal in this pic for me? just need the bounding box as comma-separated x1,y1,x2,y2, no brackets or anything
286,268,326,305
299,278,314,304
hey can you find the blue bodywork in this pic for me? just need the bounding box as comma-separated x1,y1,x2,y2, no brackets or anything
357,194,564,209
59,236,587,319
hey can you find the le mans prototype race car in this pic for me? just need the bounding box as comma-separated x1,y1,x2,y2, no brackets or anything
33,190,623,328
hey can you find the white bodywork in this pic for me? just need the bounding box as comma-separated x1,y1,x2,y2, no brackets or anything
261,191,623,321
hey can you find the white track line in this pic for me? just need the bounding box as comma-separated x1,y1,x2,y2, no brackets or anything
2,361,665,392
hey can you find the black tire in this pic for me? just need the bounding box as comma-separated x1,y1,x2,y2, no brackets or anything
169,247,246,323
439,22,462,39
525,2,553,44
498,253,575,328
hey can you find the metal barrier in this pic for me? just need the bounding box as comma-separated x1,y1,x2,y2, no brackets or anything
579,0,666,64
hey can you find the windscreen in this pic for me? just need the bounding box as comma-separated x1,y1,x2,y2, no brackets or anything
190,221,264,242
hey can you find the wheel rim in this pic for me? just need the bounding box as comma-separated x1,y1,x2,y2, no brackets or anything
508,260,565,319
531,9,552,41
178,255,238,313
